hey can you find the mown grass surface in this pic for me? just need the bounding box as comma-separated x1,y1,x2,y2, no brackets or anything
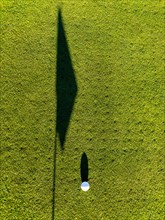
1,0,164,219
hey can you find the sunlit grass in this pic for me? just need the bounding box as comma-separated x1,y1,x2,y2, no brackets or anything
1,0,164,219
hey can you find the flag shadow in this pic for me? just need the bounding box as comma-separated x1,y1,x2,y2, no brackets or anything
56,8,78,150
52,8,78,220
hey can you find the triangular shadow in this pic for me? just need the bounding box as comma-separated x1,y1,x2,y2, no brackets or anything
56,8,78,150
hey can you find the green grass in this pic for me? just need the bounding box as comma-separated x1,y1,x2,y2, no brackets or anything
1,0,164,219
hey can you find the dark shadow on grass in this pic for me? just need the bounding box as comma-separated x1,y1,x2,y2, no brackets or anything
52,135,57,220
56,8,78,150
80,153,89,182
52,7,78,220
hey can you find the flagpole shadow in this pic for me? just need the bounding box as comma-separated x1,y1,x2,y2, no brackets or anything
52,133,57,220
52,8,78,220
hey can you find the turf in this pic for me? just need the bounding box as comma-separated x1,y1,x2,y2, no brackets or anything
1,0,164,219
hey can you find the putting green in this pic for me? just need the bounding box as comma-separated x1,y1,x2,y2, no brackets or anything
1,0,164,219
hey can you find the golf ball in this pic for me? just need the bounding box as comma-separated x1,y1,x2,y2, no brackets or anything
81,181,90,191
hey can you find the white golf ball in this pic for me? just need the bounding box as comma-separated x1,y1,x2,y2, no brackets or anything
81,181,90,191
